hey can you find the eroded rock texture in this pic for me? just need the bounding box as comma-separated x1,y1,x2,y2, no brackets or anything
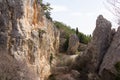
86,15,112,72
99,27,120,80
0,0,59,80
72,15,115,80
85,15,119,80
67,34,79,55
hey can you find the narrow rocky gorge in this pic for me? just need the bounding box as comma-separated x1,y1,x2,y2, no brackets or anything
49,15,120,80
0,0,120,80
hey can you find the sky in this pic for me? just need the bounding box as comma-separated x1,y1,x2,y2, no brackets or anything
43,0,118,35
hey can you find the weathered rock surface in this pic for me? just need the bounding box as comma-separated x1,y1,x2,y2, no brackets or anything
1,0,120,79
86,15,112,72
55,70,80,80
69,15,114,80
51,67,80,80
67,34,79,55
78,43,87,52
0,53,37,80
0,0,59,80
99,27,120,79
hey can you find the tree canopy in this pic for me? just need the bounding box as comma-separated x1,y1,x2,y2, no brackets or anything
54,21,91,44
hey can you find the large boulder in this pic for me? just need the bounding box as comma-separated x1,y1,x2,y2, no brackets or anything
67,34,79,55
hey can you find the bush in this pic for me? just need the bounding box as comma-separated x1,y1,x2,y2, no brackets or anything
77,33,91,44
48,74,56,80
115,62,120,72
115,62,120,80
38,29,46,38
54,21,91,44
54,21,75,38
63,36,69,51
41,2,53,20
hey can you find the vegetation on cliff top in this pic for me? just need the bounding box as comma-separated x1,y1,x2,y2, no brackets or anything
40,1,91,44
54,21,91,44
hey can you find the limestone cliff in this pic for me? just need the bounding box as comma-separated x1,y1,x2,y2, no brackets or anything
0,0,59,80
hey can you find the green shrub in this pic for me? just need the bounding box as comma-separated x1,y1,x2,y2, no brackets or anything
41,2,53,20
45,11,52,20
115,62,120,72
54,21,91,44
49,53,53,66
76,27,79,35
115,62,120,80
38,29,46,37
54,21,75,37
48,74,56,80
63,36,69,51
77,33,91,44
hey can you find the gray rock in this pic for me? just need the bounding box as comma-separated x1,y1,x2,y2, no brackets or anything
71,70,80,78
67,34,79,55
86,15,112,72
99,27,120,79
78,43,87,52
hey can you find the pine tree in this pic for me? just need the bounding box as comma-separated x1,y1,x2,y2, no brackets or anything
76,27,79,35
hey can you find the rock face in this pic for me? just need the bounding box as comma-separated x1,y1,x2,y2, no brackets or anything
0,0,59,80
70,15,116,80
67,34,79,55
99,27,120,79
86,15,112,72
78,43,87,52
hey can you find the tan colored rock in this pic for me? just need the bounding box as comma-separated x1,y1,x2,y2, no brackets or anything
0,53,38,80
0,0,59,80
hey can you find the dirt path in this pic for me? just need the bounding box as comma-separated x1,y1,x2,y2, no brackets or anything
49,53,81,80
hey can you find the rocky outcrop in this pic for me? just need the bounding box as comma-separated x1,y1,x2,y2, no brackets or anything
86,15,112,72
0,53,37,80
67,34,79,55
49,53,80,80
99,27,120,79
69,15,115,80
83,15,120,80
54,70,80,80
0,0,59,80
78,43,87,52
